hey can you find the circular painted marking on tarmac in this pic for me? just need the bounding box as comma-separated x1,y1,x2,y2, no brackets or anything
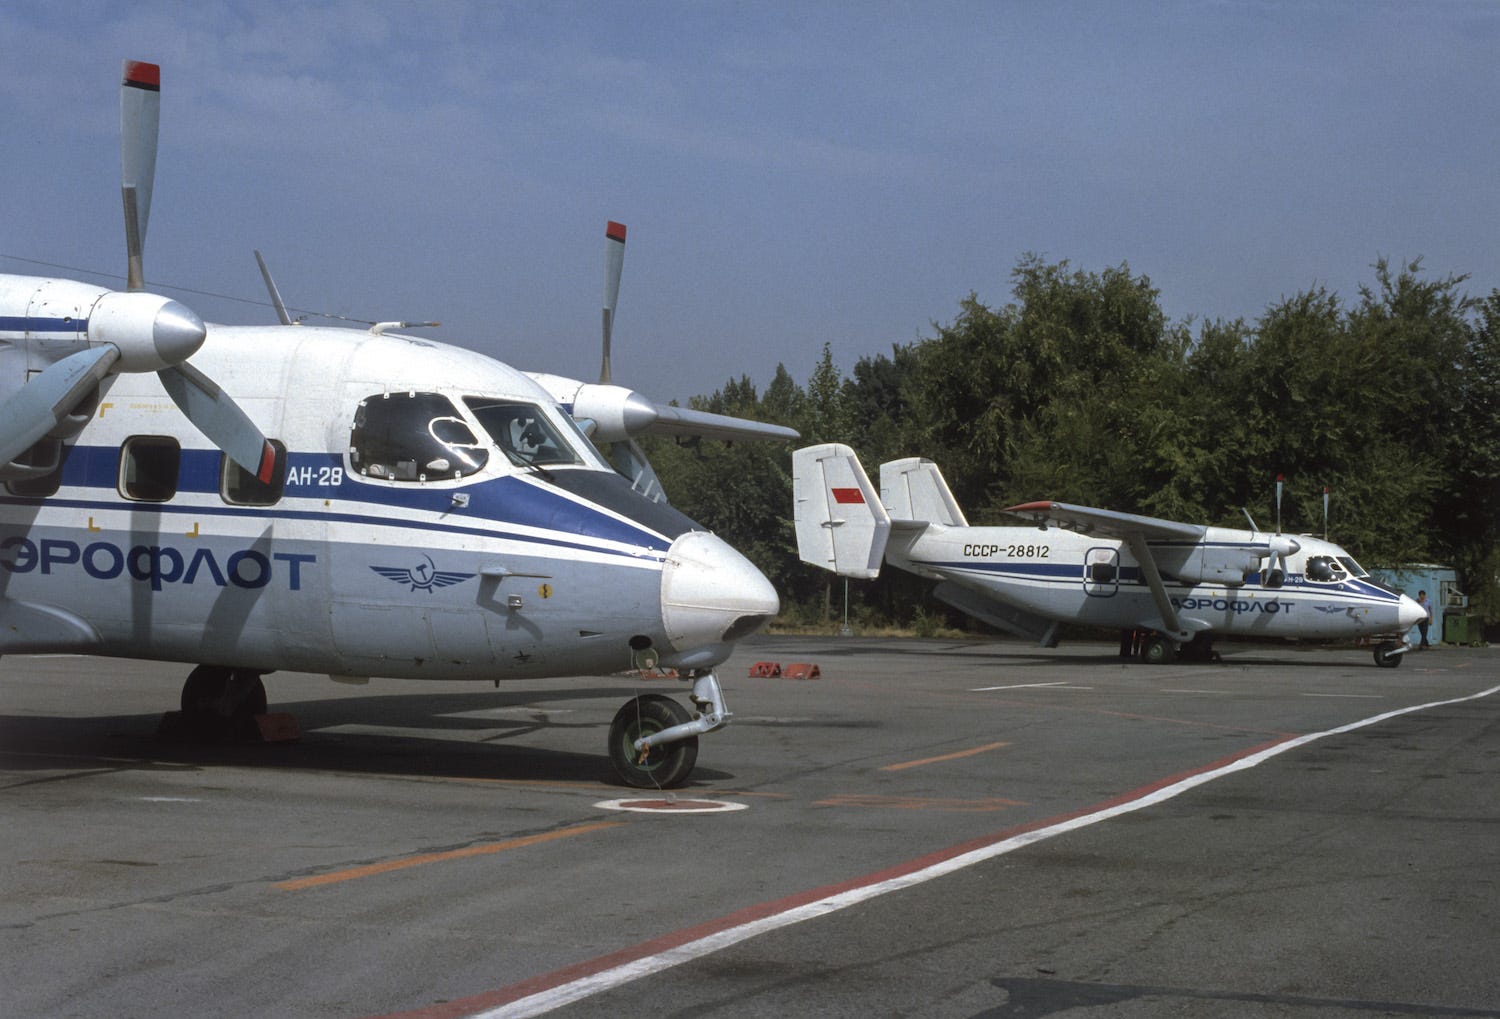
594,797,747,814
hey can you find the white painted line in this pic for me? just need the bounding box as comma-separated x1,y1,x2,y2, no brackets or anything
970,681,1070,692
422,682,1500,1019
595,798,747,815
1301,693,1384,699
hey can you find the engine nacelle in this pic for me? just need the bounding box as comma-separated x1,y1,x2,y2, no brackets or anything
1171,549,1263,586
567,383,659,442
87,290,206,373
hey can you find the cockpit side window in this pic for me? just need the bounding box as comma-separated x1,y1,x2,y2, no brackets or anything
1304,555,1348,584
464,399,584,468
349,392,489,482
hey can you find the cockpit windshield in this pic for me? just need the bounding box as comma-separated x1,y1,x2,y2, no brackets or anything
1304,555,1349,584
349,392,489,482
464,398,586,468
1337,555,1367,578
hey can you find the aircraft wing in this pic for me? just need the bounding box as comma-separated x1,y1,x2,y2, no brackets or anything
1002,501,1205,542
641,404,799,443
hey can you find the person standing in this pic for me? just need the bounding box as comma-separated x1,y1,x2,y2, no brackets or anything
1416,590,1432,648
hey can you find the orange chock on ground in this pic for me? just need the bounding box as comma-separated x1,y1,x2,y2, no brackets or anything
748,661,782,678
783,663,821,680
254,713,302,743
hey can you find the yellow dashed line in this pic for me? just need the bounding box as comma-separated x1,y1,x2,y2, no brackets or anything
274,820,625,891
880,741,1009,772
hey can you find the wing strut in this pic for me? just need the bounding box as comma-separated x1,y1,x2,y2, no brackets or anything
1121,531,1187,640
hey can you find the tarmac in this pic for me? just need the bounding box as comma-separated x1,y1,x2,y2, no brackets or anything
2,635,1497,1018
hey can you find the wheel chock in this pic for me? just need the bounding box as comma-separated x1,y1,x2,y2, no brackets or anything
254,712,301,743
748,661,782,678
783,663,821,680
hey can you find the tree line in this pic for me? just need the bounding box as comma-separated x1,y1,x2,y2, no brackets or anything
640,255,1500,635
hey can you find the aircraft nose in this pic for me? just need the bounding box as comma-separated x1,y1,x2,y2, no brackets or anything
1397,593,1426,631
660,531,779,657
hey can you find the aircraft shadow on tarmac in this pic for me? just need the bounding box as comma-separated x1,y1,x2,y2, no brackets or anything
0,686,735,787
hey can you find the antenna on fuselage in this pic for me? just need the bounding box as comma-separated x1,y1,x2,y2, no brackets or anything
1323,485,1330,541
254,250,295,325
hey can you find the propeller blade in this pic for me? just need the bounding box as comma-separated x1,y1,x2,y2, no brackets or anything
158,362,275,483
600,220,626,383
0,347,120,467
121,60,161,291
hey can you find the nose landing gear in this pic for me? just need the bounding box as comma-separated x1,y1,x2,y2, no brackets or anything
607,669,731,788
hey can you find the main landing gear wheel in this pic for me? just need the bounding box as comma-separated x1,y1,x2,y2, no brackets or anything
179,665,267,737
1374,643,1404,669
608,694,699,789
1141,635,1175,665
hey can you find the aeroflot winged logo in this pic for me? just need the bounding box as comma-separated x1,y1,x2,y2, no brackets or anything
370,555,475,593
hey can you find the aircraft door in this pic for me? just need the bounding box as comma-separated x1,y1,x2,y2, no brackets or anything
1083,546,1119,598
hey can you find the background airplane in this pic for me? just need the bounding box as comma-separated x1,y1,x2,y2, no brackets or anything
0,60,796,788
794,443,1425,666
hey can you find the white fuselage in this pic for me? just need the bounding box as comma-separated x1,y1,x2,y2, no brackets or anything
887,523,1420,641
0,310,777,681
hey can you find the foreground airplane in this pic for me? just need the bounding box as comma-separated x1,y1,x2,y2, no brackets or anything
794,444,1425,667
0,60,796,788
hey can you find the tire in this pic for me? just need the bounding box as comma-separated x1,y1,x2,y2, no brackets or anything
1141,636,1174,665
179,667,267,739
608,694,699,789
181,665,232,714
1374,644,1403,669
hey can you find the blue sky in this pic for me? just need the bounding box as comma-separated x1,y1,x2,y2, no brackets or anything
4,1,1498,404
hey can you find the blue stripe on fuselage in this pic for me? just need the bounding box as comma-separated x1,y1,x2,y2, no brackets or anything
0,316,87,334
1,445,673,557
922,558,1402,604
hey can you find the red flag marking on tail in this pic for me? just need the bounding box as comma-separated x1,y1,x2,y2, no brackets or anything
831,488,864,504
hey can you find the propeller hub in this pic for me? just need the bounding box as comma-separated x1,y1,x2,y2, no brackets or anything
88,291,206,372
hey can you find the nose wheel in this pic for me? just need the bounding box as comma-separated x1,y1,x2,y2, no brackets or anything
608,693,699,788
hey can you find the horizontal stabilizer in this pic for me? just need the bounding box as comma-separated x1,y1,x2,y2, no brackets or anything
792,443,890,579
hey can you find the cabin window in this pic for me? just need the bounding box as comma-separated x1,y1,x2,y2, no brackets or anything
120,436,181,502
4,438,67,498
464,398,584,468
221,441,287,506
1304,555,1348,584
349,392,489,482
1087,562,1117,584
